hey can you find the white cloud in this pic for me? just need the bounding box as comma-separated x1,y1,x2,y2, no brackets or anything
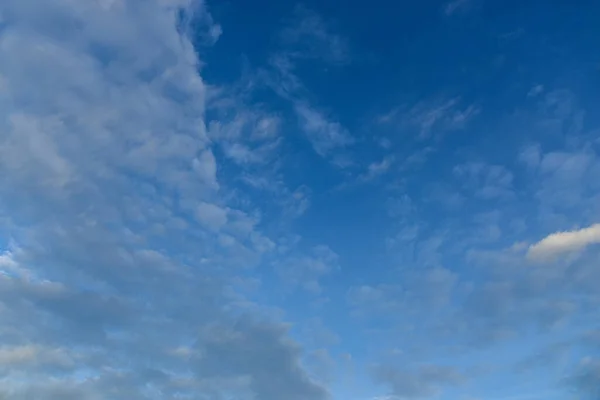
453,162,514,199
451,104,480,126
359,156,395,182
196,201,228,231
379,97,479,139
263,8,354,165
253,115,281,139
192,149,219,189
410,98,479,137
0,251,17,270
0,0,330,398
275,244,340,294
0,345,72,369
294,102,354,157
519,144,541,169
527,84,544,97
527,224,600,261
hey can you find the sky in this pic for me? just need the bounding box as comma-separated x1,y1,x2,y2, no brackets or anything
0,0,599,399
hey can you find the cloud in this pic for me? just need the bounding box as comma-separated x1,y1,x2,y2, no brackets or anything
527,85,545,98
196,201,228,231
564,358,600,399
192,149,219,189
0,345,73,370
372,364,465,399
294,102,354,157
0,0,330,398
453,162,514,200
280,4,350,65
262,7,355,165
192,318,330,400
207,107,283,165
205,80,312,220
513,92,600,231
518,144,542,169
379,98,479,139
444,0,472,16
358,156,395,183
275,244,340,294
347,267,457,320
526,224,600,261
2,0,599,398
412,98,461,135
265,56,354,163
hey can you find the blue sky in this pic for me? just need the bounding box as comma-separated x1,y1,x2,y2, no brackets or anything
0,0,599,399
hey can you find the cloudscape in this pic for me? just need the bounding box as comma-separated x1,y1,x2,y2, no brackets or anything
0,0,599,399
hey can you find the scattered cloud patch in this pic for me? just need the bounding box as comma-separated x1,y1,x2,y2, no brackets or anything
196,201,228,231
0,0,331,398
379,98,480,139
444,0,472,16
275,244,340,294
564,357,600,399
359,156,395,182
1,0,599,399
280,4,350,65
294,102,354,157
453,162,514,200
528,85,545,98
372,364,465,399
262,7,355,165
526,224,600,261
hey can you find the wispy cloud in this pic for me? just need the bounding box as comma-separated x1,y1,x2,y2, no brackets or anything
444,0,472,16
265,6,355,165
453,162,515,200
360,156,395,182
294,101,354,156
274,244,340,294
2,0,600,399
379,97,480,139
372,364,465,399
280,4,350,65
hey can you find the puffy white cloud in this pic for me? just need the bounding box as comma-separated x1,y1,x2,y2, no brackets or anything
527,224,600,261
196,201,228,231
0,0,330,398
192,149,219,189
